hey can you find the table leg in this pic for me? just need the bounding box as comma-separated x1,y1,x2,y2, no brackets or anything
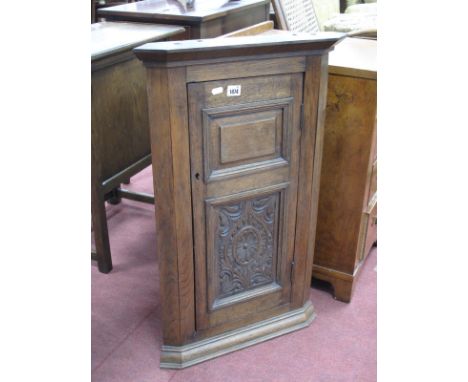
91,187,113,273
106,187,122,205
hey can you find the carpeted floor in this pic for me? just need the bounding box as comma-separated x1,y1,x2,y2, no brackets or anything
92,166,377,382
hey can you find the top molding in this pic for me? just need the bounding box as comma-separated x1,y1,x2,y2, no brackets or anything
134,32,345,66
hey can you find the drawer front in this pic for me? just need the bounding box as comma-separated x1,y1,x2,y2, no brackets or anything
366,121,377,205
188,73,303,333
367,160,377,204
359,201,377,263
371,119,377,162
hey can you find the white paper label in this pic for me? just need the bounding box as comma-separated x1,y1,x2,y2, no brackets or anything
211,86,223,95
227,85,241,97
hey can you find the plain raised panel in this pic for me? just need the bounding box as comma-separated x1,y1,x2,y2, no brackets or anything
219,113,278,164
202,98,293,182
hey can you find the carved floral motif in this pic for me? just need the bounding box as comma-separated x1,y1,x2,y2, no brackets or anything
215,194,278,299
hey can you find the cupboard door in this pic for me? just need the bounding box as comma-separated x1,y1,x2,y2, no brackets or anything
188,74,303,332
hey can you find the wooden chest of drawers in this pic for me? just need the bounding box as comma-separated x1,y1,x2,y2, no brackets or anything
312,37,377,302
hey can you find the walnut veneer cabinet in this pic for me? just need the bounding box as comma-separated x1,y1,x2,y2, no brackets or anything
312,37,377,302
98,0,270,39
91,21,185,273
134,32,344,368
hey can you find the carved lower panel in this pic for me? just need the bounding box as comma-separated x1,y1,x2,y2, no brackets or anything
214,193,279,301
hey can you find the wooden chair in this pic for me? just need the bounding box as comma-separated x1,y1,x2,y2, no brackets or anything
272,0,321,35
272,0,376,39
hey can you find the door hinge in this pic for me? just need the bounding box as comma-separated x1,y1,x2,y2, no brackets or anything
290,260,295,280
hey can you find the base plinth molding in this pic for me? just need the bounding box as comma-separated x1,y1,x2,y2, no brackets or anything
160,301,316,369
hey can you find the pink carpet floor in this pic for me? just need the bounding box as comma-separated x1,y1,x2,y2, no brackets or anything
92,166,377,382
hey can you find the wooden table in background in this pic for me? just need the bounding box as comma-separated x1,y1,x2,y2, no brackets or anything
312,37,377,302
91,21,185,273
97,0,270,38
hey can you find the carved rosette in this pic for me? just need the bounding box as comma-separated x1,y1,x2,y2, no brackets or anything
215,194,278,299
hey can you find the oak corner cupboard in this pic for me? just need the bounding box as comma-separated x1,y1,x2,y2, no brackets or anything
134,31,344,368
